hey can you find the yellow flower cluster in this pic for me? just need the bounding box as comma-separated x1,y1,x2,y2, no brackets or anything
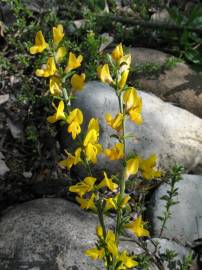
29,25,85,96
47,100,83,140
69,171,118,211
125,216,150,238
98,43,131,91
85,226,139,269
30,28,164,270
97,43,162,181
123,87,142,125
124,154,162,181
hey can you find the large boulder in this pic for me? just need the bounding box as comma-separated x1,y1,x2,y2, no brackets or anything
0,198,192,270
0,198,143,270
149,174,202,244
65,81,202,176
129,48,202,118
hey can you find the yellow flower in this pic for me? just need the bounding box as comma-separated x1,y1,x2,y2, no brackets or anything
104,194,130,212
49,76,62,96
67,108,83,124
119,54,131,68
58,148,81,170
104,197,117,212
117,250,138,269
71,73,86,92
55,47,67,63
29,31,48,54
47,100,66,123
118,69,129,90
83,119,102,164
104,143,124,160
118,54,131,90
76,193,96,210
123,87,138,111
67,122,81,140
36,57,57,77
67,108,83,139
105,230,118,257
97,64,113,84
128,96,142,125
96,226,103,238
112,43,124,63
97,172,118,191
86,229,118,258
124,157,139,180
53,24,64,46
84,129,98,147
105,113,123,131
88,118,100,134
120,194,131,208
125,216,150,237
65,52,83,73
69,176,97,197
85,247,104,260
85,143,102,164
139,154,162,180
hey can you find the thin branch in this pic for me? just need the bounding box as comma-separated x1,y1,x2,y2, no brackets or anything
96,14,202,34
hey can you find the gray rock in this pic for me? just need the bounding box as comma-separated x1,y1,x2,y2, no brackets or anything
147,238,192,270
68,81,202,175
0,198,142,270
130,47,170,67
129,48,202,118
150,9,171,23
0,94,9,106
150,174,202,244
0,152,9,177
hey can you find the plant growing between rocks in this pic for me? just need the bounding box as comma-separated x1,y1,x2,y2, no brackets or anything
29,24,193,270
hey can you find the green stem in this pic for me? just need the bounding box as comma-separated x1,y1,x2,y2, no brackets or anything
97,199,112,269
97,199,106,238
115,93,126,243
62,87,69,104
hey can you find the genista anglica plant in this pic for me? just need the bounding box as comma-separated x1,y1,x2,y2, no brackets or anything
30,25,163,270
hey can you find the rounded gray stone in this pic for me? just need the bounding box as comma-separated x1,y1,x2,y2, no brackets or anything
150,174,202,244
0,198,141,270
67,81,202,175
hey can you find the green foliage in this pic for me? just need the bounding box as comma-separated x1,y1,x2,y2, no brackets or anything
85,0,106,12
80,32,103,79
136,254,151,270
0,53,12,71
168,4,202,64
178,253,193,270
26,125,38,143
164,56,183,70
161,249,193,270
133,62,162,76
161,249,178,269
158,165,183,237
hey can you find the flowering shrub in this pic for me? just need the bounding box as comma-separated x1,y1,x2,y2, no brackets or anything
30,25,162,270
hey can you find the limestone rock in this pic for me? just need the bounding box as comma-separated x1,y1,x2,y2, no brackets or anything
0,198,142,270
129,48,202,118
147,238,192,269
67,81,202,175
150,174,202,244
